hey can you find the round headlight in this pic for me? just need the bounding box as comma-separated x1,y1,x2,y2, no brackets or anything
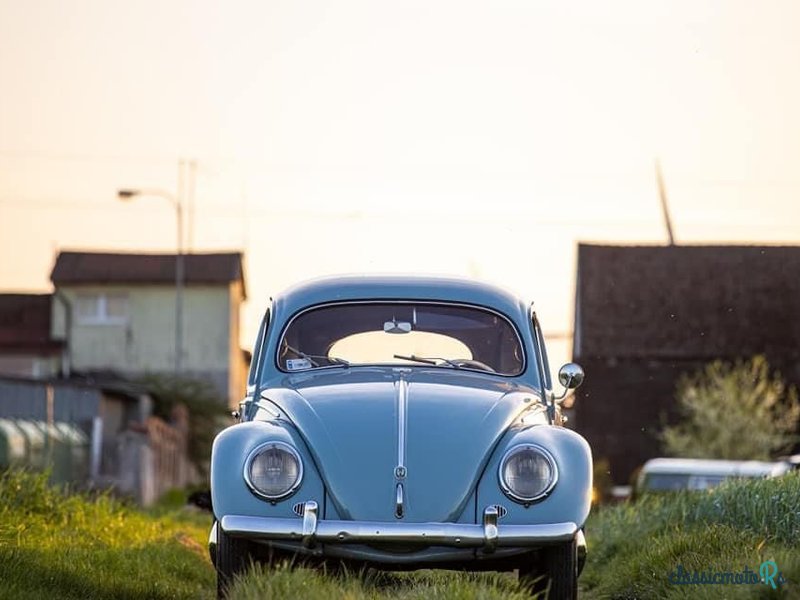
244,442,303,500
499,444,557,503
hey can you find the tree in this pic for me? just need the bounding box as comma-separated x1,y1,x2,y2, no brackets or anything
660,355,800,460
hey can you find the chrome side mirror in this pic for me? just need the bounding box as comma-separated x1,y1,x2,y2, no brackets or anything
553,362,584,401
558,362,585,389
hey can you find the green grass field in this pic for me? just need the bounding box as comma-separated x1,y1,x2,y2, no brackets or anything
0,469,215,600
229,566,534,600
580,471,800,599
1,469,798,599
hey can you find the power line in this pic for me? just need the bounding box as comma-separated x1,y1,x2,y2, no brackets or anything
1,151,800,188
0,198,119,210
1,197,795,230
0,150,184,166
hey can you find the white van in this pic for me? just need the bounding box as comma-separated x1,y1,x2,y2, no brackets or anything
636,457,791,493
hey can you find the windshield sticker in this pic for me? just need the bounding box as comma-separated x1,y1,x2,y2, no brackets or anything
286,358,313,371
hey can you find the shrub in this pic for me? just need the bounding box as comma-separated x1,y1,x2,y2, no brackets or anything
660,355,800,460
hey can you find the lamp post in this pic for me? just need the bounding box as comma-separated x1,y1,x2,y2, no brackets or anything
117,187,184,375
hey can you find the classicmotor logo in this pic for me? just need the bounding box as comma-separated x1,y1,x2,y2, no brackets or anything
668,561,787,588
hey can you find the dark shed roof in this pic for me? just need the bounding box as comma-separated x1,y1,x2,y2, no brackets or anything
0,294,62,353
575,244,800,361
51,251,246,298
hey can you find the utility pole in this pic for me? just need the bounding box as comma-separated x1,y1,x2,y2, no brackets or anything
187,159,197,252
175,159,185,374
118,158,185,375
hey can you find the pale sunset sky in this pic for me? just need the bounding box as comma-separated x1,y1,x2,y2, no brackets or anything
1,0,799,369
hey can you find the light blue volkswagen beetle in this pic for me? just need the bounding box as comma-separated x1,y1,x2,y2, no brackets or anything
210,275,591,598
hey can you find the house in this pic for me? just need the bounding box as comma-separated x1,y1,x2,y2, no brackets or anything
0,294,63,379
50,251,248,408
572,244,800,484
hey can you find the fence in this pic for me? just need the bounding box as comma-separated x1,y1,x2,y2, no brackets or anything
0,377,194,505
105,405,193,505
0,379,100,424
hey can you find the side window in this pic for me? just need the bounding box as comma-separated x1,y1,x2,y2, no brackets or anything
76,292,129,325
247,309,270,389
532,312,553,390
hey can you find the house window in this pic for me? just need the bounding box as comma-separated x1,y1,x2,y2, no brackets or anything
76,293,129,325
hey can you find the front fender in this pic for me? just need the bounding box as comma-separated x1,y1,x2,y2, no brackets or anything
210,420,326,521
477,425,592,527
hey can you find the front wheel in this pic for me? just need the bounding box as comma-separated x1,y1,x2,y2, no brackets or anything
216,527,252,599
521,538,578,599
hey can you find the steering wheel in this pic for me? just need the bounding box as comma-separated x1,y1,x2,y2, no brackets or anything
451,359,496,373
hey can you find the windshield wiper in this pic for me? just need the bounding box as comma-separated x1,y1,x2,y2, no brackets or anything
320,355,351,366
393,354,461,369
284,343,350,367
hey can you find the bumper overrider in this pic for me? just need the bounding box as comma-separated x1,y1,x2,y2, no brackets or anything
217,503,578,553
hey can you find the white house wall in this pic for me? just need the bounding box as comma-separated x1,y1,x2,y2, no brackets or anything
52,284,234,403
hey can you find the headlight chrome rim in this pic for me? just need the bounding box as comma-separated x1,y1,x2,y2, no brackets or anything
244,441,304,501
498,443,558,504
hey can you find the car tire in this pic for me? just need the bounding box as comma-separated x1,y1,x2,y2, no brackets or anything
520,538,578,599
216,527,251,599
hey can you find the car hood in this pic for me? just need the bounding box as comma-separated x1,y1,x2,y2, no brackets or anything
262,368,543,523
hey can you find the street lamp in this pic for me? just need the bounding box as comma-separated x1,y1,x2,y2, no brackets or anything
117,187,184,375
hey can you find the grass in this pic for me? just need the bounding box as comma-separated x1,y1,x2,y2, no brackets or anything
230,473,800,599
3,469,799,599
0,469,215,600
228,565,535,600
580,471,800,599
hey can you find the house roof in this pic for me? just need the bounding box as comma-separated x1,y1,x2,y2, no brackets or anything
65,369,154,402
0,294,62,353
51,251,246,298
575,244,800,360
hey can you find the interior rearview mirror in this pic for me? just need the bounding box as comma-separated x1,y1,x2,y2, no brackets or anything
384,320,412,334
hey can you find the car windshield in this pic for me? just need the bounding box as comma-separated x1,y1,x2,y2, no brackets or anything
277,302,524,375
643,473,730,491
642,473,692,491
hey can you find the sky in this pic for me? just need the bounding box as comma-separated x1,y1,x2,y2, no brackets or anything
1,0,800,370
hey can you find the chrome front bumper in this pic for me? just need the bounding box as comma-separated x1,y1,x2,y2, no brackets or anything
219,502,578,554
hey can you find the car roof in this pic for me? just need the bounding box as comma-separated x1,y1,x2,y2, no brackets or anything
641,457,790,477
271,275,530,322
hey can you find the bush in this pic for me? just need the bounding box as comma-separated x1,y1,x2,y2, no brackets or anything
660,355,800,460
